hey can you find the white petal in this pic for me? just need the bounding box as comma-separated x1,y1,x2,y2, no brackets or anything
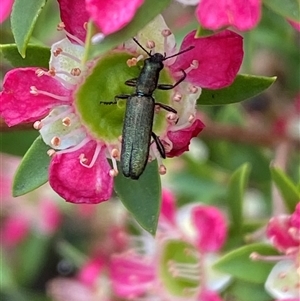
265,259,299,299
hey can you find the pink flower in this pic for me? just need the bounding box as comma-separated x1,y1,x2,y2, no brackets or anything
0,15,243,202
251,203,300,300
110,190,231,300
287,19,300,32
176,0,261,31
0,0,14,23
57,0,144,39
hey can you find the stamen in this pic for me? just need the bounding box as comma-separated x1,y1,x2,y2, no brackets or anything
80,143,102,168
30,86,69,101
57,22,85,46
79,153,88,164
146,40,155,49
127,57,138,67
111,148,120,160
173,92,182,102
161,29,172,37
56,137,90,155
62,117,71,126
53,48,82,64
175,60,199,78
47,149,56,157
168,260,200,282
35,69,47,77
159,164,167,175
167,112,178,125
188,85,199,94
33,121,42,130
51,136,61,147
250,252,289,262
71,68,81,76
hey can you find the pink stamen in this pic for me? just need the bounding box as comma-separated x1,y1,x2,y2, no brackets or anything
159,164,167,175
71,68,81,76
33,121,42,130
173,92,182,102
47,149,56,157
29,86,69,101
80,143,102,168
51,136,61,147
54,48,82,64
146,40,155,49
62,117,71,126
57,22,85,46
56,137,90,155
168,260,200,282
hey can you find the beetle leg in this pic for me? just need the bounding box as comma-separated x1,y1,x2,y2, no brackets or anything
157,69,186,90
125,78,138,87
151,132,166,159
155,102,177,114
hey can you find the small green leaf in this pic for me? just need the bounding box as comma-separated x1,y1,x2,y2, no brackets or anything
11,0,47,57
87,0,172,59
225,279,272,301
199,74,276,105
114,160,161,235
227,163,251,235
13,136,50,196
270,167,300,213
264,0,300,22
214,243,279,284
0,44,50,68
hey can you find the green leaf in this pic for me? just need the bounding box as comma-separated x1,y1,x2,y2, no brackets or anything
11,0,47,57
227,163,251,235
225,279,272,301
263,0,300,22
270,167,300,213
86,0,172,60
13,136,50,196
114,160,161,235
199,74,276,105
0,44,50,68
214,243,279,284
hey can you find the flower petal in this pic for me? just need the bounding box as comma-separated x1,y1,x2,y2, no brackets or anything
170,30,243,89
57,0,89,42
0,0,13,23
166,119,205,157
85,0,144,35
49,141,113,204
160,189,177,225
110,252,155,298
0,68,71,126
192,205,227,252
196,0,261,31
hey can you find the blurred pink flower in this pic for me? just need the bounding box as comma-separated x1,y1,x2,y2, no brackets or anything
0,0,14,23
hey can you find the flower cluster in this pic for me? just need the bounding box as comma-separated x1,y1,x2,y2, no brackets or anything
0,8,243,204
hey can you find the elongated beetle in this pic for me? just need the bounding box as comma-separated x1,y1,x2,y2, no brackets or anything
116,38,194,179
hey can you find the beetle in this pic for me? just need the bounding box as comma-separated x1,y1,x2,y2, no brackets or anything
116,38,194,179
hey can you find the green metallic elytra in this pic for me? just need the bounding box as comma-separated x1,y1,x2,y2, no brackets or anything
121,95,155,179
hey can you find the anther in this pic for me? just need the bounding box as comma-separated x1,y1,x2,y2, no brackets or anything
146,40,155,49
33,121,42,130
57,22,65,31
83,22,88,30
111,148,120,160
71,68,81,76
47,149,56,157
188,85,198,94
191,60,199,69
173,92,182,102
127,58,138,67
53,47,63,57
109,169,119,177
159,164,167,175
36,69,47,77
161,29,172,37
30,86,39,95
51,136,61,147
188,114,195,123
154,105,161,113
62,117,71,126
79,153,88,164
48,67,56,77
167,112,178,124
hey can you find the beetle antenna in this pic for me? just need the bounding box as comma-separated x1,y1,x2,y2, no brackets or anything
133,38,152,57
164,46,194,61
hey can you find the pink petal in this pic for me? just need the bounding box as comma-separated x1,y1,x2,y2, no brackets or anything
38,199,62,235
77,258,104,287
166,119,205,157
110,253,155,298
0,0,14,23
57,0,89,42
196,0,261,31
49,141,113,204
170,30,243,89
2,214,30,247
0,68,71,126
290,202,300,228
85,0,144,35
266,213,299,253
160,189,177,224
198,290,224,301
192,206,227,252
287,19,300,31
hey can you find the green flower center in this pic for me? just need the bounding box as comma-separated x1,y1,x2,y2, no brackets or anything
75,51,173,143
